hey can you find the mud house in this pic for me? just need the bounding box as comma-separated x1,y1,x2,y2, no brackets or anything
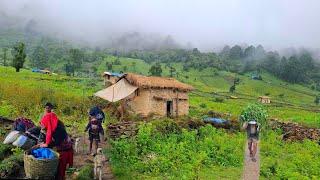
258,96,271,104
102,72,124,86
96,73,194,117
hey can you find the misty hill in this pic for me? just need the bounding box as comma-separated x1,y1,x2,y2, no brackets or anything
0,24,181,51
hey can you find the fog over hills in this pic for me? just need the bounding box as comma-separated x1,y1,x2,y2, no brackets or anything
1,0,320,54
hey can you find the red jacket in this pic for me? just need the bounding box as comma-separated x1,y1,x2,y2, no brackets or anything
40,112,58,145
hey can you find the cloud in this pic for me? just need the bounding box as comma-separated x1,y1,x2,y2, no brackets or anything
1,0,320,50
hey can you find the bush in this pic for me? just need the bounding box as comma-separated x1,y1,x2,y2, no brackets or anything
0,144,12,161
76,164,94,180
108,122,245,179
152,119,181,135
260,131,320,179
199,103,207,108
240,103,268,127
0,153,23,178
214,97,225,103
0,101,18,118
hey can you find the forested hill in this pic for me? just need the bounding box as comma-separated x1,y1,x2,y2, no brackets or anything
1,27,320,90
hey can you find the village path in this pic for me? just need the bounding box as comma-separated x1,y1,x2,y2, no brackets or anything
242,141,260,180
69,135,115,180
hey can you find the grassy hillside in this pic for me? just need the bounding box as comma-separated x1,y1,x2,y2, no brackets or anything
100,56,320,127
0,55,319,179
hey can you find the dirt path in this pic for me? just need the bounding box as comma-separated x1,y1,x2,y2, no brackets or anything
69,135,115,180
242,141,260,180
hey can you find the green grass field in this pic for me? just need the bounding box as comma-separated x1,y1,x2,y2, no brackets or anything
0,55,319,179
100,57,320,127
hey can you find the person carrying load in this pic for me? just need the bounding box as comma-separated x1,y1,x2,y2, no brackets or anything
38,102,73,180
89,105,105,142
242,120,259,162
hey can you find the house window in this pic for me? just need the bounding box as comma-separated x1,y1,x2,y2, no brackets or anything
135,89,140,96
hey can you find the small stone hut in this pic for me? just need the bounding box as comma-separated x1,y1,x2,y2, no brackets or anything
102,72,124,86
258,96,271,104
97,73,194,117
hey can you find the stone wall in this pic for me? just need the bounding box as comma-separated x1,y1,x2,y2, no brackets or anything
127,89,152,117
127,88,189,117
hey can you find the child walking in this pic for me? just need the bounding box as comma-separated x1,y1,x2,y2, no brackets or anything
85,117,104,155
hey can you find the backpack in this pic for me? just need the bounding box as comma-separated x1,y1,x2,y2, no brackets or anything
13,117,35,132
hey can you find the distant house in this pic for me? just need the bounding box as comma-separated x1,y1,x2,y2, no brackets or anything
251,74,262,80
102,72,124,86
258,96,271,104
96,73,194,117
32,68,51,74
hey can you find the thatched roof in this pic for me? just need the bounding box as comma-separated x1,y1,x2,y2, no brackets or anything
123,73,194,91
259,96,270,99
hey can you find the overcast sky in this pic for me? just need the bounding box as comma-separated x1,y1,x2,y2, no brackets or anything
1,0,320,50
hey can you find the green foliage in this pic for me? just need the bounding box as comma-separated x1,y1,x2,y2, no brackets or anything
11,147,24,156
2,48,8,66
314,94,320,105
214,97,225,103
69,48,84,75
0,101,18,117
229,84,236,93
149,63,162,76
76,164,94,180
11,42,26,72
0,153,23,178
108,122,245,179
0,144,12,161
199,103,207,108
260,131,320,179
30,46,48,69
240,103,268,127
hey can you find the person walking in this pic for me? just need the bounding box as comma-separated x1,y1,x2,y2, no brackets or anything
242,120,259,162
85,117,104,155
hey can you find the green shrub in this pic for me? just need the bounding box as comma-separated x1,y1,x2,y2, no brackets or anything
214,97,225,103
152,119,181,135
108,122,245,179
76,164,94,180
240,103,268,127
0,101,18,118
0,144,12,161
260,131,320,179
199,103,207,108
0,153,23,178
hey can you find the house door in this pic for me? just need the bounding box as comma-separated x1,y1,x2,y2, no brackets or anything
166,101,173,117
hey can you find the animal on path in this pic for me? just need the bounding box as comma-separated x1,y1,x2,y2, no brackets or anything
74,137,81,153
94,148,106,180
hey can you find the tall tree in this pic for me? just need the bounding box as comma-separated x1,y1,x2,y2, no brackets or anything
149,63,162,76
11,42,26,72
30,46,48,69
229,45,243,59
243,45,256,59
315,94,320,105
169,66,176,77
69,48,84,75
3,48,7,66
106,62,113,71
